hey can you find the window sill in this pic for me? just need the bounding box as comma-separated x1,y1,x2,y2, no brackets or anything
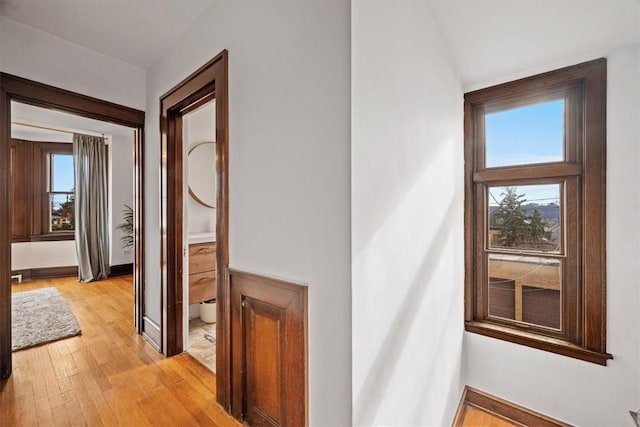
465,321,613,366
29,233,75,242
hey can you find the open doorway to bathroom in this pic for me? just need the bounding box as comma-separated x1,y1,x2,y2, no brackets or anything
182,99,218,372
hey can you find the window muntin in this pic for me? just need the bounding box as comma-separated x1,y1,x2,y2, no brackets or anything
464,59,609,365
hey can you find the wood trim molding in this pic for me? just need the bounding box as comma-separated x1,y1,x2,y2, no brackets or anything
1,74,144,127
12,266,77,281
159,50,230,408
142,316,162,351
110,263,134,277
0,73,145,380
10,263,133,282
453,386,572,427
465,321,612,365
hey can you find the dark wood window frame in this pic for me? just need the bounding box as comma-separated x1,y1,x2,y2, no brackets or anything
11,140,110,242
464,58,611,365
11,139,75,242
35,142,75,241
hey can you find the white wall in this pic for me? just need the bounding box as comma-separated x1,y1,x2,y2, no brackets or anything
464,44,640,426
352,2,464,425
0,15,145,109
144,1,351,425
11,241,77,270
109,132,135,266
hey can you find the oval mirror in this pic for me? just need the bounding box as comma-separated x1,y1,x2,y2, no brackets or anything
188,141,216,208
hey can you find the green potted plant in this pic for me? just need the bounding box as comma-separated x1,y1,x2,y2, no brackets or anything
116,205,134,249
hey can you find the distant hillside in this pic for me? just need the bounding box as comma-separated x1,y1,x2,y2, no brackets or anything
523,203,560,225
489,202,560,245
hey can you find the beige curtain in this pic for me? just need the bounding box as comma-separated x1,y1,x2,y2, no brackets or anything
73,133,110,282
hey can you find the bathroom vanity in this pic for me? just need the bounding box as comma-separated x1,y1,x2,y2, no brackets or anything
188,241,216,304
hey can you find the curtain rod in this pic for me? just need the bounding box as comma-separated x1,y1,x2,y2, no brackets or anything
11,121,105,137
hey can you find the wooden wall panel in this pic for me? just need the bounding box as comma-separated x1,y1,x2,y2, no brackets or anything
9,139,31,241
230,269,307,427
245,299,284,425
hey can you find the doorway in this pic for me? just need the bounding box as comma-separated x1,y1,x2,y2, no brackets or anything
0,73,146,379
182,99,218,372
160,51,230,408
9,102,136,279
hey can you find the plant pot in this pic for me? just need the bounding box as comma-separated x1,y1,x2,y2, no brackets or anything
199,300,216,323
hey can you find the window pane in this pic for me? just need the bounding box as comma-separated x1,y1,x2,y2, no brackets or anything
51,193,75,231
52,154,74,192
485,99,564,167
488,277,515,321
488,254,561,330
488,184,560,252
522,286,561,329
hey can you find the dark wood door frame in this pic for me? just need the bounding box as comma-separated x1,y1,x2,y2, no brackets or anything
160,50,230,409
0,73,146,380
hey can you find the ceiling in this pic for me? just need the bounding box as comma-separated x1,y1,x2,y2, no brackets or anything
0,0,638,84
428,0,640,88
11,101,134,141
0,0,212,69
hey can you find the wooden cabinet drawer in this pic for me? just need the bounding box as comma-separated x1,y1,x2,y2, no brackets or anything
189,270,217,304
189,242,216,274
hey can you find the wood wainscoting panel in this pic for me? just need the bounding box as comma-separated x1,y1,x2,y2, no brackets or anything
245,299,284,425
230,269,308,427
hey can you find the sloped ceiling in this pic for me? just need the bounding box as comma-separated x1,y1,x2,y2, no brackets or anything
428,0,640,88
0,0,212,69
1,0,638,84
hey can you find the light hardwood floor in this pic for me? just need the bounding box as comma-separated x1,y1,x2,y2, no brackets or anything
1,275,241,427
458,405,519,426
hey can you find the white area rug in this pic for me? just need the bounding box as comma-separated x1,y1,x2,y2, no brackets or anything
12,287,81,351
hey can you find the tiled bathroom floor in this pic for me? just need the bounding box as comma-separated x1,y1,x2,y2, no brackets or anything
187,318,216,373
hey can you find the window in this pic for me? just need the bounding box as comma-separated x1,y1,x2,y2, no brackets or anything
464,59,610,365
35,143,75,239
48,152,75,232
10,140,76,242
